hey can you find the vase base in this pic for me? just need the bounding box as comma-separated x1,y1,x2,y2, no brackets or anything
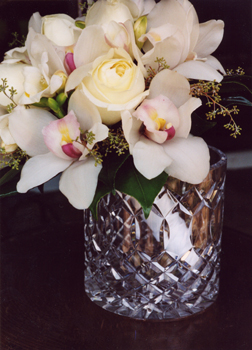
84,260,220,321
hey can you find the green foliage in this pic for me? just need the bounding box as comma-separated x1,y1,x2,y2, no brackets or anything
0,166,21,197
89,150,168,220
0,78,18,112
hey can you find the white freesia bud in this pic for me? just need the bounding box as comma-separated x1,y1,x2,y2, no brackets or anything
54,70,68,92
1,140,18,153
134,16,147,49
42,14,81,46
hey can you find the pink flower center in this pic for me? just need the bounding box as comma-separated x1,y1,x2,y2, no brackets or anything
62,143,82,158
65,53,76,74
165,124,176,141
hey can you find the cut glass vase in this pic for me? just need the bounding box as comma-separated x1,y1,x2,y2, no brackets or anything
84,147,227,320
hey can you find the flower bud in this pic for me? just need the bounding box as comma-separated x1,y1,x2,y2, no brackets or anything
134,16,147,50
48,98,65,119
75,20,85,29
54,70,68,93
48,98,60,112
56,92,68,106
1,140,18,153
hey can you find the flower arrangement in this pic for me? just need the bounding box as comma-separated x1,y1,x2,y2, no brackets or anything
0,0,251,217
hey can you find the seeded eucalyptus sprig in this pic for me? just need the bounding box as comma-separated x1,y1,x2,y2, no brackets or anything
0,78,18,113
190,79,242,138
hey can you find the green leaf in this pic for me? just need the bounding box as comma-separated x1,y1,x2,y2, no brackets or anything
115,155,168,218
88,181,111,220
89,151,130,219
99,151,130,189
222,96,252,107
0,167,21,197
191,112,217,136
221,75,252,95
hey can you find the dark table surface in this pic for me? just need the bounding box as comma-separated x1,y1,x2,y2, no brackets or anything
1,168,252,350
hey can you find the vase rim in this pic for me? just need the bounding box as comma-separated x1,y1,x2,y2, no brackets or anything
209,146,227,170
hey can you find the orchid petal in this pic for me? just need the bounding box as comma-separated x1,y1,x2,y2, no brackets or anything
42,110,82,160
133,136,172,179
121,110,142,154
26,28,66,75
74,25,111,68
28,12,42,33
68,87,102,129
149,69,190,108
59,157,102,209
80,122,109,159
3,46,30,65
205,55,226,75
176,97,202,138
8,106,57,156
163,136,210,184
65,63,93,92
0,114,16,144
194,20,224,58
174,60,223,82
17,152,72,193
0,63,28,106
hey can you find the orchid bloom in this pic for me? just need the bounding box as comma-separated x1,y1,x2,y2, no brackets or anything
140,0,225,82
15,28,68,105
16,105,108,209
121,69,210,184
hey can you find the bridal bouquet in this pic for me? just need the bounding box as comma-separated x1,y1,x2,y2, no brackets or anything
0,0,250,217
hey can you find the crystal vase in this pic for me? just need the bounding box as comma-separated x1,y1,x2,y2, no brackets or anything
84,147,227,320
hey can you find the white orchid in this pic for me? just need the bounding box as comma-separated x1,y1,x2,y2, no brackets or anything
140,0,225,82
16,28,68,104
121,69,210,184
16,105,108,209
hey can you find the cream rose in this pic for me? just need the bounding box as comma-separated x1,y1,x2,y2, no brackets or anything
85,0,137,29
70,48,148,125
29,12,81,47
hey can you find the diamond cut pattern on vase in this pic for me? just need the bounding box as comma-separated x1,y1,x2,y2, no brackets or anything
84,149,226,320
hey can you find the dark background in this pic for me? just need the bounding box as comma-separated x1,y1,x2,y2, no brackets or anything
0,0,251,152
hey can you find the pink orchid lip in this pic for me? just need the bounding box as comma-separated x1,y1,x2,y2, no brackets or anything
165,125,176,141
62,143,82,158
65,53,76,74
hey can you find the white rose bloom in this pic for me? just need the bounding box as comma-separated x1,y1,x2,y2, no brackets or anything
85,0,138,29
29,12,81,47
66,48,148,125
